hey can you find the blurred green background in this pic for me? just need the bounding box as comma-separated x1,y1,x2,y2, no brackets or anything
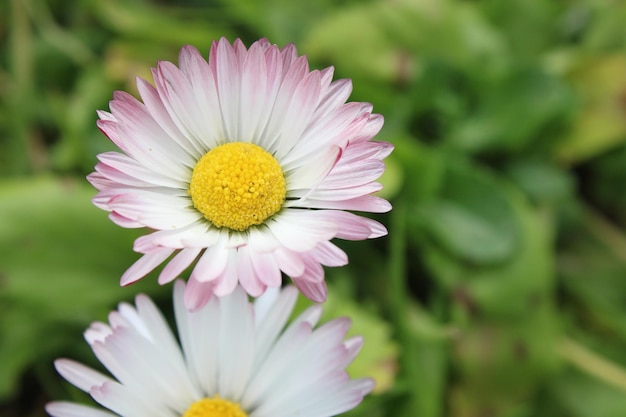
2,0,626,416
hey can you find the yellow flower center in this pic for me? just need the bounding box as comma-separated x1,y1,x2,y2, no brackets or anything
182,397,248,417
189,142,286,231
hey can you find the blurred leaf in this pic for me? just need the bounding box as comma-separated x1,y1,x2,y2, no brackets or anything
430,192,560,415
550,369,626,417
559,338,626,396
448,68,574,153
305,0,507,85
450,317,560,417
416,161,521,265
421,169,555,318
577,145,626,226
506,159,575,205
90,0,232,50
406,303,450,417
0,177,168,399
49,65,116,173
217,0,340,45
102,41,173,91
556,54,626,164
559,210,626,347
391,134,446,203
479,0,562,60
582,2,626,51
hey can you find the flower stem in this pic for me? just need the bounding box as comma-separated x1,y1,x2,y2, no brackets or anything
560,337,626,392
389,200,422,413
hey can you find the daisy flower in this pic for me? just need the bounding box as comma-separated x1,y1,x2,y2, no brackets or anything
46,281,375,417
88,37,392,309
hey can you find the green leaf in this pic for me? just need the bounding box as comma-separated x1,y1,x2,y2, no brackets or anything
391,134,446,203
506,159,575,205
556,54,626,164
448,68,574,153
421,172,554,318
91,0,232,50
416,161,521,265
0,176,168,399
559,211,626,346
550,369,626,417
449,318,561,417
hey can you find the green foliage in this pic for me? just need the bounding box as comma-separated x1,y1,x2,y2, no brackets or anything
2,0,626,416
0,177,170,400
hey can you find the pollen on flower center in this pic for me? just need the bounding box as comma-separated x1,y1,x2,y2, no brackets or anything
189,142,286,231
182,396,248,417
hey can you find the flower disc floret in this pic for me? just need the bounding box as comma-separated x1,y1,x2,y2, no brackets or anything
183,396,247,417
189,142,285,231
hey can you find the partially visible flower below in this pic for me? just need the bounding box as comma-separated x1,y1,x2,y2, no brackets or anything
88,37,392,309
46,281,374,417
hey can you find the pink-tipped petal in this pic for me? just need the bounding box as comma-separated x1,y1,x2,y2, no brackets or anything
292,277,328,303
158,248,201,285
120,249,174,286
213,248,241,296
249,249,282,288
237,246,266,297
183,276,215,311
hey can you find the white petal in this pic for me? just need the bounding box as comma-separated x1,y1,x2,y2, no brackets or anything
189,233,229,282
280,102,362,168
136,76,204,157
242,321,312,411
174,280,219,393
292,277,328,303
288,195,392,213
237,245,266,297
239,41,269,142
54,359,113,393
309,241,348,267
249,248,282,287
286,145,340,191
212,37,241,141
261,55,309,154
46,402,117,417
315,78,353,120
91,380,170,417
252,44,283,150
153,61,209,155
183,275,216,311
273,70,322,160
120,249,174,286
212,248,239,296
158,247,201,284
252,286,298,367
107,98,194,179
273,247,305,277
217,286,255,401
92,327,197,411
178,45,224,149
95,152,185,189
133,223,219,252
266,210,338,252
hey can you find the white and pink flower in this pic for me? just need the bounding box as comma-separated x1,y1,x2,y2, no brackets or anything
89,37,392,309
46,281,374,417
